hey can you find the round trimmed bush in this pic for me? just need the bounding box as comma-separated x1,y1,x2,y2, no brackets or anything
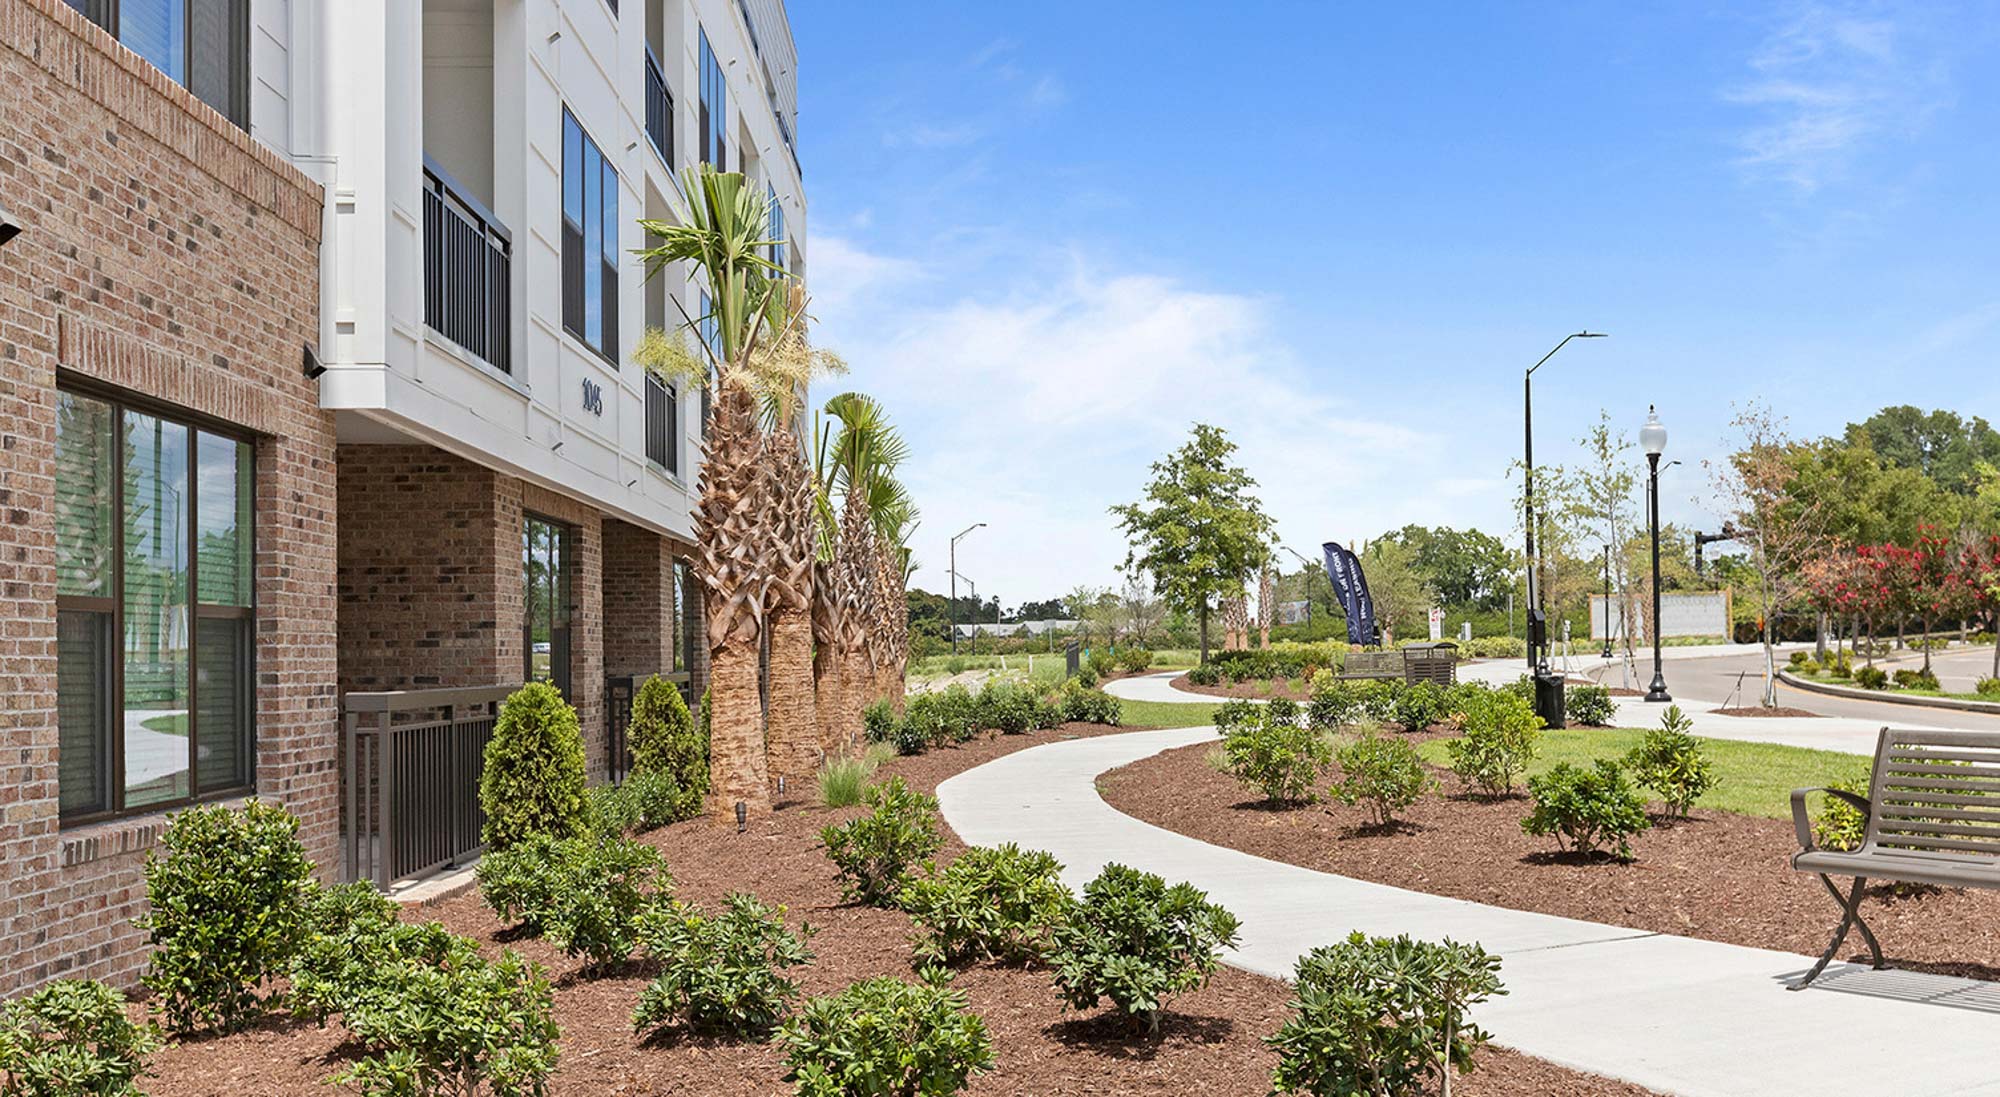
780,976,993,1096
480,682,590,850
1049,863,1241,1033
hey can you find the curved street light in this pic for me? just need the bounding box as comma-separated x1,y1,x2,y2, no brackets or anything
949,522,986,655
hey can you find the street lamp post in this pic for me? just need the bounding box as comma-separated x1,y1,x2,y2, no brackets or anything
1523,331,1607,675
949,522,986,655
1641,407,1672,702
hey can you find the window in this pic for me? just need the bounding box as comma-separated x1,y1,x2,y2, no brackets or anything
699,28,728,169
698,289,717,437
523,516,575,701
644,373,677,474
561,108,620,360
68,0,248,128
55,388,254,822
672,559,696,674
767,184,786,271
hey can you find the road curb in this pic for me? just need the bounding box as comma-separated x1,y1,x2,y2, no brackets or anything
1777,669,2000,715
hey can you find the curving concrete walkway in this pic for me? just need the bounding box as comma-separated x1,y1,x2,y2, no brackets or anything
938,728,2000,1097
1103,670,1252,705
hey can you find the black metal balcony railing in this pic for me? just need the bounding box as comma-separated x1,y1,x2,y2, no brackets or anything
341,684,513,889
422,157,512,373
645,49,674,168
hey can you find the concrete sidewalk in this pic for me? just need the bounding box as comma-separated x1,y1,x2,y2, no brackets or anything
1103,671,1244,705
938,728,2000,1097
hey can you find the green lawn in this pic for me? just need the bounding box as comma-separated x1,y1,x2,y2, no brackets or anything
1118,698,1224,730
140,712,189,737
1417,727,1869,820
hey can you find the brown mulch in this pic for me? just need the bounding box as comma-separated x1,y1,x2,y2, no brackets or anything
1099,741,2000,984
1712,705,1821,718
142,723,1655,1096
1169,673,1311,701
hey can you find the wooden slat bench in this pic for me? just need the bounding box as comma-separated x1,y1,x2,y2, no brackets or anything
1788,727,2000,988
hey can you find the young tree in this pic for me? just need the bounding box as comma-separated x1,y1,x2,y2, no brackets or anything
1565,412,1641,660
1707,404,1826,706
1110,424,1274,663
1118,573,1167,646
1358,538,1434,646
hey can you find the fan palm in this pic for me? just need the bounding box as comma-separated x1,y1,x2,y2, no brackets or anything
814,393,916,737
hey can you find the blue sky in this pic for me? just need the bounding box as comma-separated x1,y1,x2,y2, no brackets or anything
790,2,2000,608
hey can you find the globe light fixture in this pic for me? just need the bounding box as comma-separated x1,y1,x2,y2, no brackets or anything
1642,405,1672,703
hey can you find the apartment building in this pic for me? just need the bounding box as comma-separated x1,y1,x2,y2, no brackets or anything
0,0,802,994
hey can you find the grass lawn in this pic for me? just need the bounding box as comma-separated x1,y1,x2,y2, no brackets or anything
141,712,189,736
1417,727,1870,820
1118,697,1224,729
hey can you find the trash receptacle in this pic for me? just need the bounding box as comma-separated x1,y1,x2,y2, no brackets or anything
1533,670,1567,729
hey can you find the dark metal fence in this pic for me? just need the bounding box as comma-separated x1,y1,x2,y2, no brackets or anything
422,157,512,372
645,49,674,167
342,684,514,890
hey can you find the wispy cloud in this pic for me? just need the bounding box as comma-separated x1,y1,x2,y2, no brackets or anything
881,122,983,150
1725,5,1948,193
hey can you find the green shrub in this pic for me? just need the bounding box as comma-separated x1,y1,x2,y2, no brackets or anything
1074,662,1100,689
0,980,161,1097
1307,672,1357,730
629,675,707,812
1565,683,1616,727
818,756,876,808
1223,714,1332,805
480,682,590,850
1826,653,1853,679
1855,666,1888,690
1059,681,1121,725
1329,732,1433,827
862,699,899,744
1049,863,1241,1033
633,893,814,1039
1087,650,1116,680
1458,635,1527,660
1032,695,1066,730
325,923,559,1097
779,976,994,1097
937,684,979,744
1265,696,1302,727
981,682,1036,734
1267,931,1504,1097
1119,648,1154,674
898,693,942,754
1981,677,2000,698
1443,691,1541,796
1892,667,1940,690
1522,760,1651,861
900,844,1072,967
136,799,315,1034
288,882,404,1025
1812,778,1871,852
1797,657,1821,675
1392,681,1445,731
1186,663,1222,687
1354,679,1402,723
477,833,670,968
590,767,695,837
819,777,944,906
1213,698,1261,734
1788,650,1809,667
1623,705,1719,817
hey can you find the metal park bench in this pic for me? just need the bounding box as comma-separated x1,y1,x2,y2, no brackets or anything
1788,728,2000,988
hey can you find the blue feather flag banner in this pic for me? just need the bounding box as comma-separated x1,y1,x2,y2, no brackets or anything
1321,542,1378,646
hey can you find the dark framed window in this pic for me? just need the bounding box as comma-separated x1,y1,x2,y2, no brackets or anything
697,289,717,437
561,108,620,361
644,373,677,474
767,183,786,271
698,28,728,169
672,558,697,674
644,47,674,168
56,387,255,823
67,0,249,129
524,515,575,701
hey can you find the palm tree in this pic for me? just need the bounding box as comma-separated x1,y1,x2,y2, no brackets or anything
635,167,783,818
816,393,914,740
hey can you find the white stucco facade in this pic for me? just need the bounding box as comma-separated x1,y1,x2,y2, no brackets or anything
249,0,805,539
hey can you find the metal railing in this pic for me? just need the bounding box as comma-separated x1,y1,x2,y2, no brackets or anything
422,156,512,372
606,671,692,783
645,49,673,168
342,684,514,890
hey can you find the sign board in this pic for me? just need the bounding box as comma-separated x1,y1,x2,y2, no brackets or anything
1591,591,1732,640
1428,607,1445,641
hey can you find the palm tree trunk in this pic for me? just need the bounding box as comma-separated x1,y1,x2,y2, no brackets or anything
708,640,770,817
842,648,872,750
814,642,843,757
765,607,819,799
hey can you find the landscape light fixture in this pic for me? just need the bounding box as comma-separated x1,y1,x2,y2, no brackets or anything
0,200,20,247
1641,405,1672,703
949,522,986,655
735,801,748,833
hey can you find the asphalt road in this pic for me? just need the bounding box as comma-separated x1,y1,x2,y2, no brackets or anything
1587,644,2000,730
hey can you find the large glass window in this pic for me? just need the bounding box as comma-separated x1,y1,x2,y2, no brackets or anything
561,109,619,360
699,28,728,169
524,516,575,701
768,183,786,271
69,0,247,128
55,389,255,821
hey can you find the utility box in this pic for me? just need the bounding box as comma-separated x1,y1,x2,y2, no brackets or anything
1533,670,1567,729
1065,639,1080,678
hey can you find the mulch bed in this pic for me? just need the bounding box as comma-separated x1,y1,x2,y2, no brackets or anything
1099,740,2000,984
141,722,1657,1097
1712,705,1820,718
1169,673,1310,701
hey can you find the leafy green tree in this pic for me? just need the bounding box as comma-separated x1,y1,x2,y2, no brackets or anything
1110,424,1274,662
1357,539,1434,645
1844,405,2000,497
1378,525,1515,611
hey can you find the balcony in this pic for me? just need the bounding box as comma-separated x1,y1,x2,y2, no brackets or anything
341,684,512,889
645,48,674,168
422,157,512,373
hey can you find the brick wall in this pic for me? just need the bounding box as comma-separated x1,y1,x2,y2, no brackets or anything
604,518,673,679
0,0,330,994
519,483,606,779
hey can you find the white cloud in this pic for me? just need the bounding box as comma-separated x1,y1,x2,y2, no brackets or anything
811,240,1467,607
1725,5,1946,193
881,122,983,150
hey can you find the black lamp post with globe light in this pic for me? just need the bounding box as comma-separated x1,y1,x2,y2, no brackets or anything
1641,406,1672,703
